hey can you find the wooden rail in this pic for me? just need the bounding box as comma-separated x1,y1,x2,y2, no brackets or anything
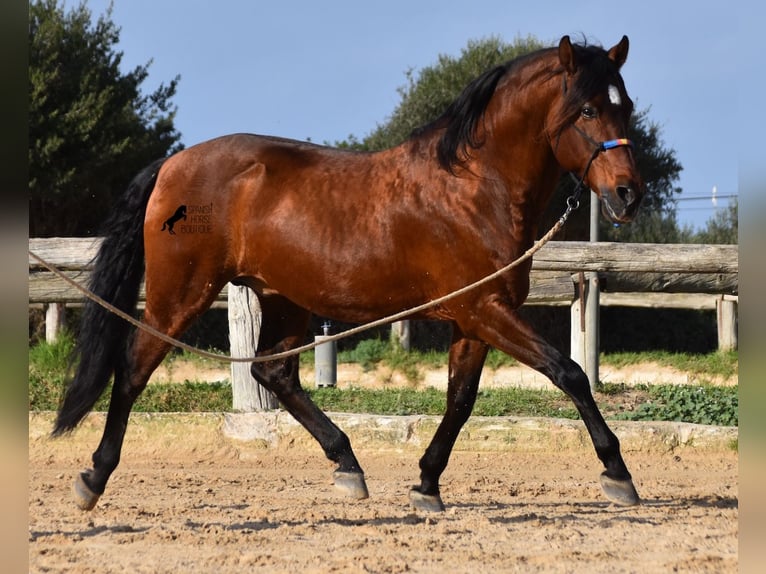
29,238,738,303
29,237,738,350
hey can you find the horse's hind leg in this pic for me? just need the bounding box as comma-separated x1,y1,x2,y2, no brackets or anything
74,289,221,510
249,295,368,499
410,329,488,511
74,334,169,510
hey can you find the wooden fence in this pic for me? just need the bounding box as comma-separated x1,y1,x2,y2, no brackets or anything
28,237,739,302
29,238,738,402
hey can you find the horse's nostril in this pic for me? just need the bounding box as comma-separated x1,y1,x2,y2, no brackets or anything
617,185,635,206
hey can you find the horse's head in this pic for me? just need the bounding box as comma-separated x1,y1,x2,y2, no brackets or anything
548,35,644,224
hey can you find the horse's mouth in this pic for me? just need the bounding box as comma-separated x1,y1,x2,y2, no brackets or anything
600,197,638,224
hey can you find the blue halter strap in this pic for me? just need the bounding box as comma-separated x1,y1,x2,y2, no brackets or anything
565,126,634,212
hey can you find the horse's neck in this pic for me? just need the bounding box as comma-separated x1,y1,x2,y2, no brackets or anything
480,71,562,222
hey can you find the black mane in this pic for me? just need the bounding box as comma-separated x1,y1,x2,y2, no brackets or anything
412,63,510,174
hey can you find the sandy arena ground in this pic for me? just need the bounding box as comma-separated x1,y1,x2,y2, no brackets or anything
29,409,738,574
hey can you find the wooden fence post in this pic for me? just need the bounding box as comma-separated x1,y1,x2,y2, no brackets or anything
391,320,411,350
716,295,738,351
584,271,600,391
570,272,600,392
227,284,278,411
45,303,66,343
570,274,586,373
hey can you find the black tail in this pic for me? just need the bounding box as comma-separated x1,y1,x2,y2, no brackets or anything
52,158,166,436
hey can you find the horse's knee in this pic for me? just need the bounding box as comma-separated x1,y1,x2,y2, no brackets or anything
250,362,277,389
551,361,592,399
250,358,298,393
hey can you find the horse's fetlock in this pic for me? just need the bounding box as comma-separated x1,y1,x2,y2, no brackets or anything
325,433,355,466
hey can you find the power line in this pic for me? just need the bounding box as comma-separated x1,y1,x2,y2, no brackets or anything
677,206,730,212
676,193,738,202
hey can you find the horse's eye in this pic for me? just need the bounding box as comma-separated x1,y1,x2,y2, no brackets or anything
581,105,597,120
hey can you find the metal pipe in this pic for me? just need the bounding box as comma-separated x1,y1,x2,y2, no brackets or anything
586,191,600,391
315,321,337,388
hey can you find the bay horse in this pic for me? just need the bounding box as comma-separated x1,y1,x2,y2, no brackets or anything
53,35,644,512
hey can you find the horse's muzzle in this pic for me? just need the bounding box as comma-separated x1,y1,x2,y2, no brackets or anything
600,183,642,223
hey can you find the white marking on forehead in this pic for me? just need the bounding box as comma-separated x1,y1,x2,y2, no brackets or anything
608,85,622,106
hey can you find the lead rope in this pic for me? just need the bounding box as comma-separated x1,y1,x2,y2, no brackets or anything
29,196,584,363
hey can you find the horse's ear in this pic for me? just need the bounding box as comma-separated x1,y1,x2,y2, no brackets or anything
558,35,577,74
607,35,629,69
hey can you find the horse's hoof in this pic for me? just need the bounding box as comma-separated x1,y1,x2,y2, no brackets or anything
333,471,369,499
408,487,445,512
73,471,101,511
599,472,640,506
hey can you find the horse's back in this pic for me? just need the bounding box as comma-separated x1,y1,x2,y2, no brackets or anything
142,135,391,312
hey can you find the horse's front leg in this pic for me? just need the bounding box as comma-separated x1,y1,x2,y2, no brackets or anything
472,299,640,506
410,330,488,511
250,296,368,499
251,353,368,499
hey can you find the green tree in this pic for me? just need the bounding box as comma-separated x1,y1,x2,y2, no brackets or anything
692,199,738,244
29,0,182,237
602,209,695,243
336,36,545,152
336,36,683,243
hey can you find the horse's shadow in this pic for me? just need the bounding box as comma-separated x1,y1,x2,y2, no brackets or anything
220,514,426,533
197,494,739,533
640,495,738,510
29,523,152,542
29,495,737,541
479,494,738,526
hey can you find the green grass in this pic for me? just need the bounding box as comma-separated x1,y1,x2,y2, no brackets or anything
28,331,74,411
29,336,738,426
306,339,522,373
131,382,233,412
335,338,446,380
612,383,738,426
601,349,738,380
161,347,231,373
308,383,737,425
322,342,737,382
28,333,233,412
307,386,577,418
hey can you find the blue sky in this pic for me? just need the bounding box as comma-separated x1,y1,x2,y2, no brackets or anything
84,0,740,230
